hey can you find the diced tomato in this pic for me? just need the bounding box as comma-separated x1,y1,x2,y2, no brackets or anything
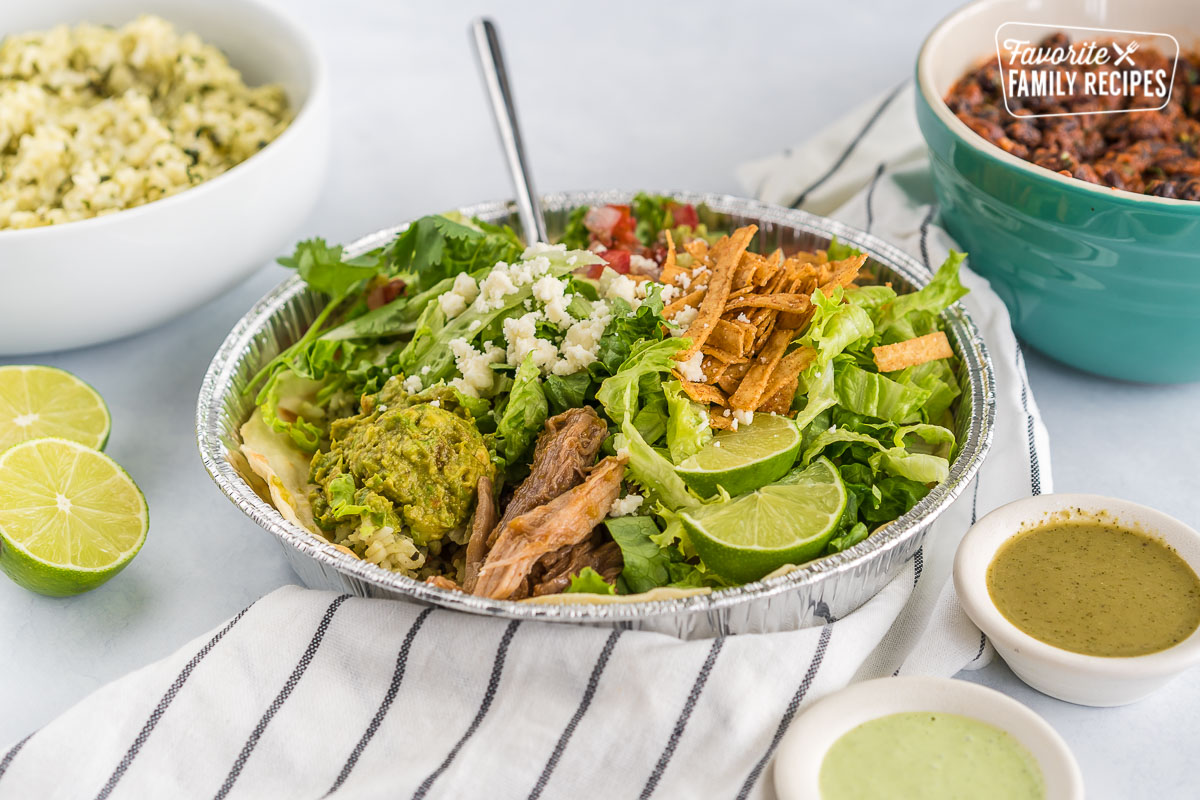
601,249,631,272
582,248,631,279
610,205,639,247
584,204,638,247
670,202,699,228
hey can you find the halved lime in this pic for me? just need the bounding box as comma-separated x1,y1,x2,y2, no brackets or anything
675,412,802,497
0,437,148,597
681,457,846,583
0,366,110,452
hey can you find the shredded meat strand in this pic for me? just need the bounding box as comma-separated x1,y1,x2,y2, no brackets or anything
531,532,624,596
473,456,627,600
487,406,608,547
461,475,497,594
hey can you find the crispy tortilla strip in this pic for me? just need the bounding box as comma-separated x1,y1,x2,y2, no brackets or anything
664,287,706,318
761,346,816,402
239,409,319,535
787,250,822,265
727,286,755,300
701,345,748,365
724,293,812,313
680,380,728,406
708,319,749,356
709,409,734,430
683,239,709,262
872,330,955,373
659,229,683,286
676,225,756,360
718,360,751,390
699,356,728,383
817,254,868,293
733,251,765,290
752,311,777,353
730,328,796,411
759,377,798,415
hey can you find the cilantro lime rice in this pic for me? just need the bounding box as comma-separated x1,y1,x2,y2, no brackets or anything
0,15,291,230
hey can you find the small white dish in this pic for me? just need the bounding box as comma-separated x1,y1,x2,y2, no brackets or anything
955,493,1200,707
0,0,330,355
773,676,1083,800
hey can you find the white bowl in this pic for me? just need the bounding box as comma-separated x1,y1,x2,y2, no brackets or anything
0,0,329,355
955,493,1200,707
773,676,1083,799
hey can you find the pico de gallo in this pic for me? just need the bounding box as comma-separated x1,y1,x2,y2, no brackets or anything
560,193,722,279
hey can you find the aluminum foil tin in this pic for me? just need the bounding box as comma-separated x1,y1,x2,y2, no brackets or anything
197,191,996,639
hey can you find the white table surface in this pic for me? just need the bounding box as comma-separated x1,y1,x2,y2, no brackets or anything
2,1,1198,796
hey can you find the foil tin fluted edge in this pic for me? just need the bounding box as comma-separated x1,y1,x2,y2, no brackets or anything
197,191,996,639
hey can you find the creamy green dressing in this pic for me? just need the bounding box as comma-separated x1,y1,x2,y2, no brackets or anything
987,521,1200,657
818,711,1045,800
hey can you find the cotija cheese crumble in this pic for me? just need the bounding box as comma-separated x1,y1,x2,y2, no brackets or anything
0,15,292,230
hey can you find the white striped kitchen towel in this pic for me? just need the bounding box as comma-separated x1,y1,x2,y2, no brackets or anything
0,84,1052,800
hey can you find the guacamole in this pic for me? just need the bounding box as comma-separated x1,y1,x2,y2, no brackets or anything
310,395,492,547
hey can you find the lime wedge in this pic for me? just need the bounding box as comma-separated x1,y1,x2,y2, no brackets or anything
0,366,110,452
675,412,802,497
0,437,148,596
681,457,846,583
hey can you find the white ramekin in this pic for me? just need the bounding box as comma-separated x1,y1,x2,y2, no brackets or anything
955,493,1200,707
773,676,1083,799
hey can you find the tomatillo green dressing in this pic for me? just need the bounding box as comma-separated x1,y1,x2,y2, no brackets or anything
818,711,1045,800
987,521,1200,657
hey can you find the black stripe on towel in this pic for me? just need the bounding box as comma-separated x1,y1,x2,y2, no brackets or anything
0,733,33,783
735,625,833,799
325,607,435,797
918,204,937,270
971,632,989,664
212,594,349,800
638,637,726,800
410,620,520,800
790,81,907,209
1013,343,1043,496
865,162,887,233
527,629,624,800
913,547,924,587
93,602,258,800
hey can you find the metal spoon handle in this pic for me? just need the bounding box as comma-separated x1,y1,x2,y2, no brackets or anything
471,18,548,245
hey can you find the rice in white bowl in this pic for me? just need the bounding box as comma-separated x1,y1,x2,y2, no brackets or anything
0,14,292,230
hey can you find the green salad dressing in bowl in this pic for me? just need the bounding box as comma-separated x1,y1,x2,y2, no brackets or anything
818,711,1045,800
987,521,1200,657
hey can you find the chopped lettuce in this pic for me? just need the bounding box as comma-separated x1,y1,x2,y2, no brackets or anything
825,235,864,261
616,418,700,511
873,251,968,341
826,522,870,554
596,338,687,424
606,516,725,593
834,363,931,424
565,567,617,595
494,353,548,465
543,372,591,415
663,380,712,463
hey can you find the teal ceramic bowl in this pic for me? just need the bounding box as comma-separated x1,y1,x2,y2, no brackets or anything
916,0,1200,383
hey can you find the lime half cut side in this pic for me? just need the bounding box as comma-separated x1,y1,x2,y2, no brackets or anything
681,457,846,584
675,412,802,497
0,365,111,452
0,437,148,596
